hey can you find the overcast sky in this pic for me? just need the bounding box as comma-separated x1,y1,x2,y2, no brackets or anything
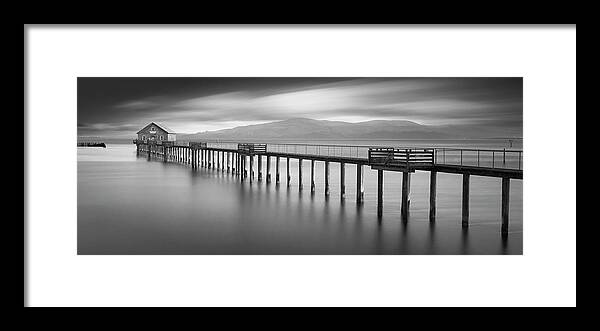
78,77,522,138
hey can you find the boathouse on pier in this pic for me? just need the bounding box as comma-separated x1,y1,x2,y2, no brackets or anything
136,122,176,142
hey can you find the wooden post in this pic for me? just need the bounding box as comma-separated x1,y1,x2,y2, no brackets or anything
377,170,383,218
147,144,151,159
250,155,254,182
310,160,315,193
356,165,364,203
218,151,221,171
164,147,167,162
227,152,230,173
266,156,271,183
191,149,194,167
286,157,291,187
298,159,303,190
501,177,510,235
276,156,280,184
258,155,263,181
244,155,248,178
232,153,236,174
340,162,345,199
239,155,243,178
401,172,411,222
325,161,330,196
462,174,470,227
221,151,225,172
429,171,437,222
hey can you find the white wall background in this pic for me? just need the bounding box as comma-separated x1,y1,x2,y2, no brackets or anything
26,25,576,307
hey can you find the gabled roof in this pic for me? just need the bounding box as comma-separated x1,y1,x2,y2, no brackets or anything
137,122,176,134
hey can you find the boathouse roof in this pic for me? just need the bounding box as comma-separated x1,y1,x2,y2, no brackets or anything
137,122,176,134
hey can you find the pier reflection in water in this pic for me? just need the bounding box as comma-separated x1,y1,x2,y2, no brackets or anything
78,144,522,255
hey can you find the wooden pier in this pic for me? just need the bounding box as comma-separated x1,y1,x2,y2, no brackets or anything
134,140,523,236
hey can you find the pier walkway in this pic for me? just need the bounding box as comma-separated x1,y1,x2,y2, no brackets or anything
134,140,522,236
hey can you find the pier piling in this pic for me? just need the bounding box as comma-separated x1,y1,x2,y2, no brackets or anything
462,174,470,227
133,141,522,238
377,170,383,218
325,161,330,196
250,155,254,182
232,153,236,174
241,156,246,181
286,157,291,187
266,156,271,183
258,155,263,181
298,159,303,190
501,177,510,235
356,165,364,203
340,162,346,199
429,171,437,222
227,152,230,173
401,172,411,222
310,160,315,193
276,157,280,184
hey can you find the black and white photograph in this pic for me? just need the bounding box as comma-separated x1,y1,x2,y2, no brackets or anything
77,77,523,255
25,25,576,307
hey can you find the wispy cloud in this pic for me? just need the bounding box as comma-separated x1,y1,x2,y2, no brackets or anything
77,78,522,136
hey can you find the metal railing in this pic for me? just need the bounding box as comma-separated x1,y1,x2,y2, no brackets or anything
173,140,523,170
434,148,523,170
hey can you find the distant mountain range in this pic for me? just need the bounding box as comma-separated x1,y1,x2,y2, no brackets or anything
178,118,522,141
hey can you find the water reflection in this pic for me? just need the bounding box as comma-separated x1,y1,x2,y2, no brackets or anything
77,145,522,255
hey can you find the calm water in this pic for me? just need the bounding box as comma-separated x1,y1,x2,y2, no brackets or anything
78,144,523,254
